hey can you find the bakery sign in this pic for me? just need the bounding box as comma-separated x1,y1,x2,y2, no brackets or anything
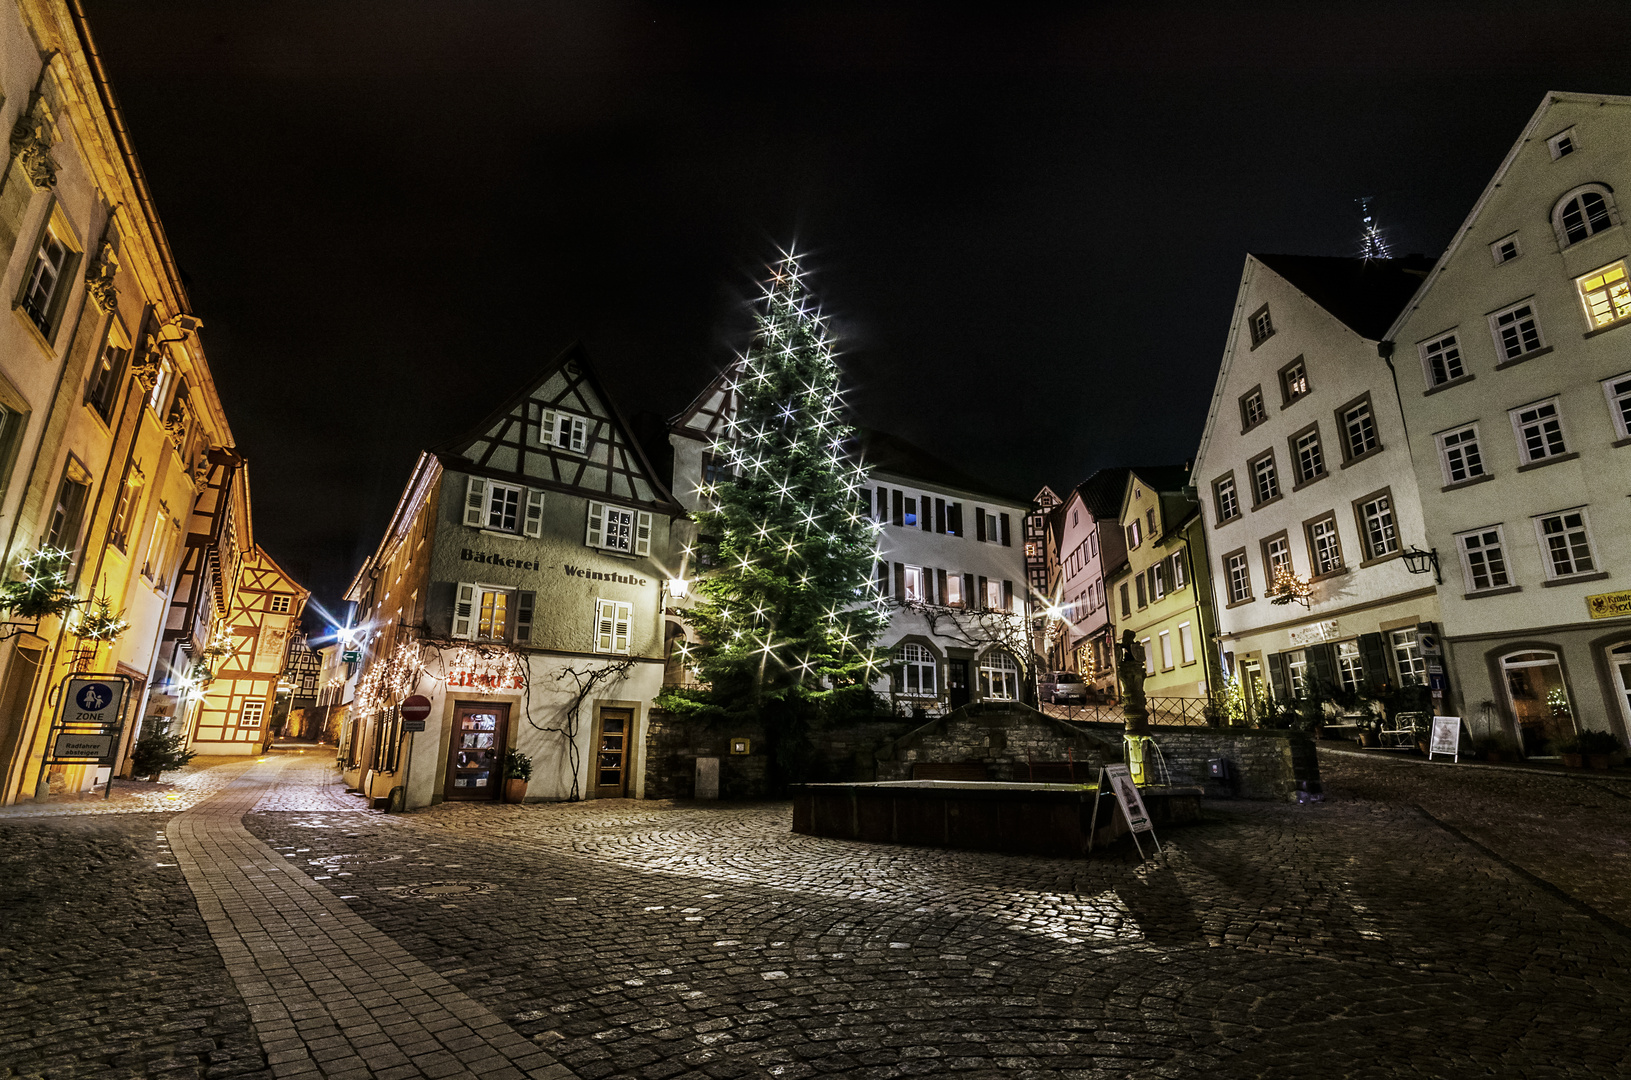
1288,619,1340,647
1586,588,1631,620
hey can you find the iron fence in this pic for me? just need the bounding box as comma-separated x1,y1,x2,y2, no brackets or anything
1041,695,1215,728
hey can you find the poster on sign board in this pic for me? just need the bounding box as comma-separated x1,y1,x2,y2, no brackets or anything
1088,763,1162,859
1428,716,1462,762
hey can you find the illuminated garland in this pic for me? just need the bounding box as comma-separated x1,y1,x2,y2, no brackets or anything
1268,567,1315,607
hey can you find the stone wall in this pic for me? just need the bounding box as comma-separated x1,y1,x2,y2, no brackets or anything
874,703,1119,782
643,710,912,799
1077,723,1320,801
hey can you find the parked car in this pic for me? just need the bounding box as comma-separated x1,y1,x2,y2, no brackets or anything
1040,671,1089,705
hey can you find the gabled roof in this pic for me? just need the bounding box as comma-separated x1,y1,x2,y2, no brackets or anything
431,341,679,512
1074,467,1134,524
858,428,1030,506
668,359,742,442
1031,485,1062,509
1253,253,1435,340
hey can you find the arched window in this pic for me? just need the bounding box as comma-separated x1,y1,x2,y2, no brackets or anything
978,649,1020,700
1608,641,1631,733
895,643,937,697
1552,185,1617,247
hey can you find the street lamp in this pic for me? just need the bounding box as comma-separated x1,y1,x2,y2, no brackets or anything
1401,546,1442,584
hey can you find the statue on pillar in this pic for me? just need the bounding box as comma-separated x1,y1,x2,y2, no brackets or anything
1116,629,1149,735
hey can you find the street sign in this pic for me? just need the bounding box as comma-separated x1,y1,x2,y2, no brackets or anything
341,649,360,663
1428,716,1462,763
402,719,426,733
52,732,114,760
401,695,432,722
1429,671,1449,692
1417,631,1441,657
66,678,124,727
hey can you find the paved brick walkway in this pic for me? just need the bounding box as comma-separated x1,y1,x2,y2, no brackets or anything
168,756,579,1080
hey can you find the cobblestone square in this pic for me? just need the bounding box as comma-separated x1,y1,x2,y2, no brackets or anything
4,751,1630,1080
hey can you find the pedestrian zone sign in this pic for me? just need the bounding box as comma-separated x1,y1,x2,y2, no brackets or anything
50,676,128,766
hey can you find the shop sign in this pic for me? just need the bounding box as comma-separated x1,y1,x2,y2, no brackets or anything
461,549,541,571
1428,716,1462,762
1585,588,1631,620
563,564,649,587
445,667,525,691
1289,620,1340,647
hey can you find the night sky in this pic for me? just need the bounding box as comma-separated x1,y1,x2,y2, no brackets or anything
81,2,1631,613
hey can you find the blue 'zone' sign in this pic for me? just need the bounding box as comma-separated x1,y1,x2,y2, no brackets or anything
67,678,123,725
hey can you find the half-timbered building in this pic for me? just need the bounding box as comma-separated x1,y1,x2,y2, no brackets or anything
343,343,682,809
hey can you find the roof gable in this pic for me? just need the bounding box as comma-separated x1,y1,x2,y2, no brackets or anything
1254,254,1435,340
669,360,742,442
432,342,677,510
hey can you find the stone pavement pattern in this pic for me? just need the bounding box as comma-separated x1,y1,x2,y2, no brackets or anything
244,754,1631,1079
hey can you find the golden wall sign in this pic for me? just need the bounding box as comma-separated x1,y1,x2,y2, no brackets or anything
1585,589,1631,620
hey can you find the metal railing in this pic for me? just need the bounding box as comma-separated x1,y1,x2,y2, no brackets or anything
1041,695,1215,728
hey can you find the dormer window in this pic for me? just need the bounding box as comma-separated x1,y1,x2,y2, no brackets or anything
1248,305,1274,348
1548,128,1576,160
541,409,588,453
1552,185,1617,248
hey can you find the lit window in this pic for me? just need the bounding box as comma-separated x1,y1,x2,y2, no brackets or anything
1603,373,1631,440
1576,260,1631,330
1490,235,1521,264
586,502,652,554
1263,535,1291,580
1280,359,1310,404
1308,516,1343,575
1548,128,1576,159
903,565,924,602
1358,493,1398,559
594,598,633,654
1339,397,1379,460
239,700,265,729
1158,631,1173,670
1251,454,1279,505
1436,425,1486,485
1553,185,1616,247
1172,551,1187,588
943,574,963,607
542,409,588,453
1391,629,1427,686
978,650,1019,700
1419,332,1465,388
1489,301,1544,361
1457,526,1511,592
1534,508,1596,579
1225,551,1251,604
1249,305,1274,347
1241,388,1267,430
1178,621,1195,665
20,228,68,336
983,578,1004,611
1293,427,1324,484
1214,474,1240,523
478,589,509,640
1509,399,1568,465
896,643,937,697
1336,640,1364,692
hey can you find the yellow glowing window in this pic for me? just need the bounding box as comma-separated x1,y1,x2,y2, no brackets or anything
1579,261,1631,328
478,590,508,639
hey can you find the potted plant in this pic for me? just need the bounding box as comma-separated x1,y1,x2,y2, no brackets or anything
1357,714,1383,749
130,731,196,782
1549,734,1583,768
503,747,532,803
1408,713,1434,755
1577,730,1621,771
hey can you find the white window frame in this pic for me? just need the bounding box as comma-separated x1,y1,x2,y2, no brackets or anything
1309,516,1343,575
1243,389,1267,429
1418,331,1465,388
1547,127,1577,160
1178,621,1195,665
1251,453,1279,505
1436,424,1486,485
1552,184,1618,249
463,477,545,537
1141,637,1155,676
895,643,937,698
1509,398,1569,465
1390,628,1427,687
1158,630,1173,670
594,598,633,654
1214,475,1239,523
978,650,1019,700
903,565,925,603
541,408,588,454
239,700,265,729
1490,234,1521,265
1172,551,1187,589
983,578,1004,611
1293,428,1324,483
1602,372,1631,440
1575,259,1631,331
1456,525,1512,593
1265,535,1291,580
1286,650,1308,697
1358,494,1398,560
20,225,69,336
585,501,652,555
1488,299,1545,362
1225,552,1251,604
1340,398,1379,460
1532,507,1598,580
1336,640,1364,693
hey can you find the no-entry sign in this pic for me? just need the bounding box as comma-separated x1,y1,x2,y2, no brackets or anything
401,695,432,722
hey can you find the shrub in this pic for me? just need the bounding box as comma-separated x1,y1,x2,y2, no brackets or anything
1548,734,1581,755
131,732,196,778
505,747,532,782
1576,730,1622,755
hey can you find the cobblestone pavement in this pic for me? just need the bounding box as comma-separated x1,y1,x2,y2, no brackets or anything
0,756,263,818
238,755,1631,1079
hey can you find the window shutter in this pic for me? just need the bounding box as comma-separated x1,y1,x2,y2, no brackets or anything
463,477,486,527
634,511,652,556
977,575,989,609
515,591,535,643
922,567,936,605
892,489,904,527
1267,653,1290,702
999,513,1012,546
541,409,556,447
594,598,614,652
921,495,932,531
452,582,477,639
1135,575,1146,608
585,502,604,548
571,416,587,454
1119,582,1130,618
976,508,987,542
1308,644,1337,693
963,573,975,607
522,489,545,537
876,560,888,596
1359,633,1389,693
876,486,887,522
936,568,948,604
1002,579,1014,612
614,601,632,653
861,488,872,519
893,562,906,600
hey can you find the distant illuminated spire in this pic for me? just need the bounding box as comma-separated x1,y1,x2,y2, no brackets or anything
1357,196,1391,260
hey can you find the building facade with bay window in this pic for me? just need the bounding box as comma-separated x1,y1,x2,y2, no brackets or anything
1386,92,1631,754
343,343,681,808
1192,253,1441,723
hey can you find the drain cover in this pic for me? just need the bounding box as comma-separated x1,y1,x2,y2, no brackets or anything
397,880,498,898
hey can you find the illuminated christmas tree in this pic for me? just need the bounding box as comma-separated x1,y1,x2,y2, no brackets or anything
676,250,886,752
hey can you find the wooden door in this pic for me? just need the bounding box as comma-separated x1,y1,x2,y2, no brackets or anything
947,661,970,710
595,708,632,797
445,703,509,800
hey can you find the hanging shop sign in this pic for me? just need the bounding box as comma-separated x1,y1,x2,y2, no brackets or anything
1428,716,1462,763
1289,620,1340,647
1586,588,1631,620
